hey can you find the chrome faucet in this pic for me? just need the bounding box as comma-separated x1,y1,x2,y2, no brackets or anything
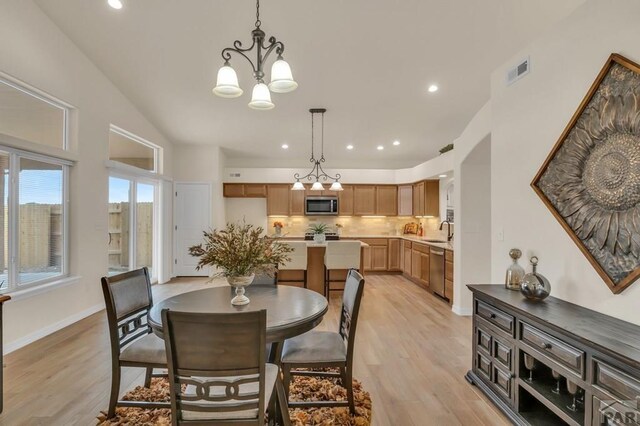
439,220,454,242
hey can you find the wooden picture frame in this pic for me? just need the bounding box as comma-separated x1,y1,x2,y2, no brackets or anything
532,53,640,294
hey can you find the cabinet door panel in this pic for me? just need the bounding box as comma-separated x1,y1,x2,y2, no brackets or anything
338,185,354,216
403,247,412,273
362,246,372,271
290,186,306,216
244,184,267,197
420,252,430,286
411,249,421,279
424,180,440,217
412,182,425,216
354,185,376,215
371,246,388,271
223,183,245,197
376,186,398,216
388,239,401,271
267,185,290,216
398,185,413,216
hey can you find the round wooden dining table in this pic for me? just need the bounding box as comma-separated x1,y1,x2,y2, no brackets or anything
148,285,329,362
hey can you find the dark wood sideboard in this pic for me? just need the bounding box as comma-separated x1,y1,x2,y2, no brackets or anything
466,285,640,426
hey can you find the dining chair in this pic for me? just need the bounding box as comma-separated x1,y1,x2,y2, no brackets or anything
161,308,291,426
252,272,278,286
277,242,308,288
324,241,361,297
281,269,365,414
101,267,169,418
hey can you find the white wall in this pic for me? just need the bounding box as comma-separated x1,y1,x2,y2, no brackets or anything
490,0,640,325
225,198,268,232
0,0,174,352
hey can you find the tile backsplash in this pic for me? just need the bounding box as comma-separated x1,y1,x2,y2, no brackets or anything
268,215,450,239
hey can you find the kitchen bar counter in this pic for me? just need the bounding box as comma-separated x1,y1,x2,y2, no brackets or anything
271,234,453,251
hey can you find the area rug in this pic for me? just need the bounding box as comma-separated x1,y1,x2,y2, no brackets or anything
97,374,372,426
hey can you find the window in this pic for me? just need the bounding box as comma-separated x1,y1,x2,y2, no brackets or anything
109,127,159,172
0,78,67,150
0,150,69,293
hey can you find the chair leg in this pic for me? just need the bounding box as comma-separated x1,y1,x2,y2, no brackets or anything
276,377,292,426
144,367,153,388
267,381,277,426
303,270,307,289
344,366,355,415
282,364,292,400
107,364,121,418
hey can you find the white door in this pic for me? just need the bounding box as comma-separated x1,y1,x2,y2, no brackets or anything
174,183,211,276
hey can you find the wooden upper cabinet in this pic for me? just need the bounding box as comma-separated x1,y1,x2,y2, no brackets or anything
266,185,290,216
290,186,306,216
424,180,440,217
412,181,425,216
223,183,245,198
244,184,267,197
376,186,398,216
353,185,376,216
398,185,413,216
338,185,354,216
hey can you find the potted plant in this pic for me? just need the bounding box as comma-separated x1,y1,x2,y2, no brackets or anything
273,220,284,236
189,222,292,305
307,223,329,243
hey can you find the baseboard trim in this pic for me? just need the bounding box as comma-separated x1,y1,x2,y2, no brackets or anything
5,303,104,354
452,305,472,316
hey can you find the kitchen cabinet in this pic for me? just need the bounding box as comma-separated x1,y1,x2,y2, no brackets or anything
338,185,354,216
360,238,388,272
388,239,401,271
403,240,412,273
411,250,421,281
375,186,398,216
223,183,267,198
411,243,430,287
289,186,306,216
266,185,290,216
398,185,413,216
420,252,430,287
361,246,372,271
412,180,440,217
353,185,376,215
445,249,454,304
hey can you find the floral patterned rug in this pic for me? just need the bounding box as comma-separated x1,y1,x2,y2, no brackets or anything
97,374,372,426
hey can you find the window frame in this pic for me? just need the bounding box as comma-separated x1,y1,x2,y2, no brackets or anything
109,125,161,174
0,146,71,294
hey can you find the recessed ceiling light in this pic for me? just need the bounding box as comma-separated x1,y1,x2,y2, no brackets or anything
346,145,354,150
377,146,384,151
439,174,447,178
281,144,289,149
428,84,439,93
108,0,123,9
393,140,400,146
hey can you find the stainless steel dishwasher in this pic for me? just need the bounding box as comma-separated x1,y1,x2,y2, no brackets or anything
429,248,445,298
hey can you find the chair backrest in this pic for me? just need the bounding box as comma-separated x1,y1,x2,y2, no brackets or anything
324,241,361,270
339,269,365,361
280,242,308,271
251,272,277,286
101,267,153,353
162,309,267,425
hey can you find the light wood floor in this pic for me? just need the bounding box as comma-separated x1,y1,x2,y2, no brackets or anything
1,275,508,426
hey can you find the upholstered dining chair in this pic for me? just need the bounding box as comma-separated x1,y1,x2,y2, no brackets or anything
161,309,290,426
324,241,361,297
280,269,365,414
101,267,168,418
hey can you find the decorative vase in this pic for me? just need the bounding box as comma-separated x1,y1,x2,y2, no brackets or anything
313,233,326,244
505,248,525,291
274,227,282,236
520,256,551,301
227,274,255,306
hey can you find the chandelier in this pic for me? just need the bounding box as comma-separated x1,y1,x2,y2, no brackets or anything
212,0,297,110
292,109,343,191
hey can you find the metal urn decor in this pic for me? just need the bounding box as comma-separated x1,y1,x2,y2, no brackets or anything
520,256,551,301
532,53,640,294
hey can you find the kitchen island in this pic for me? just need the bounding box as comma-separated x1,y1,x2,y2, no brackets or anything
276,240,369,295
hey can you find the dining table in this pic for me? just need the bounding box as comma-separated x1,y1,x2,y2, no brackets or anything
148,285,329,363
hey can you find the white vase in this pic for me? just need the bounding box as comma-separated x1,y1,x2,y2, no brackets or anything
313,233,326,243
226,274,255,305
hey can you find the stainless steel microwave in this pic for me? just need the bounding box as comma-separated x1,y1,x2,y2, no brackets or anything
305,196,339,215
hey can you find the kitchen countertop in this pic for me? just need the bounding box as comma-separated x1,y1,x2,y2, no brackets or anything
270,234,453,251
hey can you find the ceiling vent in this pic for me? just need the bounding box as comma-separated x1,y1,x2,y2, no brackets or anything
506,57,530,86
229,172,241,178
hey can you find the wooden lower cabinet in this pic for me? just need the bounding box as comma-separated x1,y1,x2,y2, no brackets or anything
403,241,412,273
370,246,388,271
388,239,401,271
420,252,430,288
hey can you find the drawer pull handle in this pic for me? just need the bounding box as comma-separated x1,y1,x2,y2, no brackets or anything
541,343,552,350
489,313,497,319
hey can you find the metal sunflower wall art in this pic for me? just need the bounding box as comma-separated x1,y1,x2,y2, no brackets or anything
532,54,640,294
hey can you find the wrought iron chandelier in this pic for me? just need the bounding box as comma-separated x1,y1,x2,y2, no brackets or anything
212,0,297,110
292,109,343,191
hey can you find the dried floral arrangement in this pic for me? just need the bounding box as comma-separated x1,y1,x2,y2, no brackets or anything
273,221,284,228
188,221,292,278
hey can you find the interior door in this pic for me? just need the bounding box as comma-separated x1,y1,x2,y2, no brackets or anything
174,183,211,276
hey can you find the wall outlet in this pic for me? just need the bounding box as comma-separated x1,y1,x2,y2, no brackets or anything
497,228,504,241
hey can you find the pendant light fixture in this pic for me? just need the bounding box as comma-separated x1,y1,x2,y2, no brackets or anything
212,0,297,110
292,109,343,191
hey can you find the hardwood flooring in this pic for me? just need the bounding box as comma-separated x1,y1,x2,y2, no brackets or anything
1,275,508,426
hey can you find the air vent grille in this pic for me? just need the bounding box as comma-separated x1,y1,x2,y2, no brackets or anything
506,57,530,86
229,172,241,178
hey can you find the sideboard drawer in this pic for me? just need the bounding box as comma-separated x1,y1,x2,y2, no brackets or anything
521,322,585,376
476,325,492,356
476,300,514,335
475,352,492,381
493,337,513,371
594,359,640,403
492,365,513,401
592,395,640,426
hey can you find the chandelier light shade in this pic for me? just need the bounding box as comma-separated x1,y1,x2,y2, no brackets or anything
212,0,297,109
213,63,243,98
248,82,274,110
292,108,343,191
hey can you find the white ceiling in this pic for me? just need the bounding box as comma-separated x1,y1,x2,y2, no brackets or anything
35,0,584,169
